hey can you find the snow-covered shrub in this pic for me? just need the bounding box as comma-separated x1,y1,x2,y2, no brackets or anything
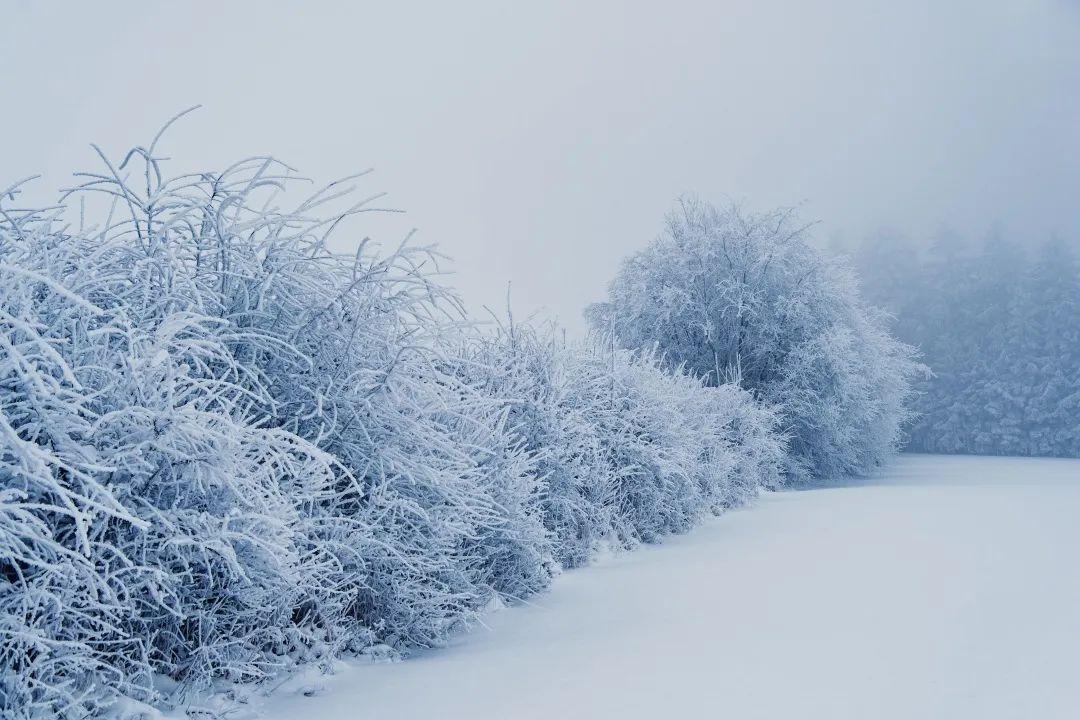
587,198,923,481
0,173,353,715
0,194,151,717
0,136,497,714
1,130,782,719
575,345,783,547
448,323,784,565
573,347,702,545
87,325,345,691
439,339,554,601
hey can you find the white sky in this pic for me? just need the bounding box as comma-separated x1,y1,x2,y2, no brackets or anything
3,1,1079,331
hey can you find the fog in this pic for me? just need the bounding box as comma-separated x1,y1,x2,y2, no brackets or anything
3,0,1079,331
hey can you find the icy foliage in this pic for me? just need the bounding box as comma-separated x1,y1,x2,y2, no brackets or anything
1,138,784,718
587,198,924,481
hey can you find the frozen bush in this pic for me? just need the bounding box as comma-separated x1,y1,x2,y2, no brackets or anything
0,198,150,717
440,340,554,601
448,323,784,565
0,174,352,715
0,132,502,714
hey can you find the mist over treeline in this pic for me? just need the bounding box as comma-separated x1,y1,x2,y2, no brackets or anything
843,230,1080,457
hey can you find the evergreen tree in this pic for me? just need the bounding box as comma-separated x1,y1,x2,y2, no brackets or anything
852,230,1080,458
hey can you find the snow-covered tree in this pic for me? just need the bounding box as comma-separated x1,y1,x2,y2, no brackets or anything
587,198,923,481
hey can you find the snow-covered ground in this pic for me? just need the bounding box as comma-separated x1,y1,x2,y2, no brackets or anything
248,454,1080,720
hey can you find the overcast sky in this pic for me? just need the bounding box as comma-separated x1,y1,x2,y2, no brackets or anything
4,1,1079,331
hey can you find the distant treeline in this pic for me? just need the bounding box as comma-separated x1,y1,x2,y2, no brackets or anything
853,232,1080,457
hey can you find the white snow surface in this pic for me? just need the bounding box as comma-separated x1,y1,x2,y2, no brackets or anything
220,454,1080,720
